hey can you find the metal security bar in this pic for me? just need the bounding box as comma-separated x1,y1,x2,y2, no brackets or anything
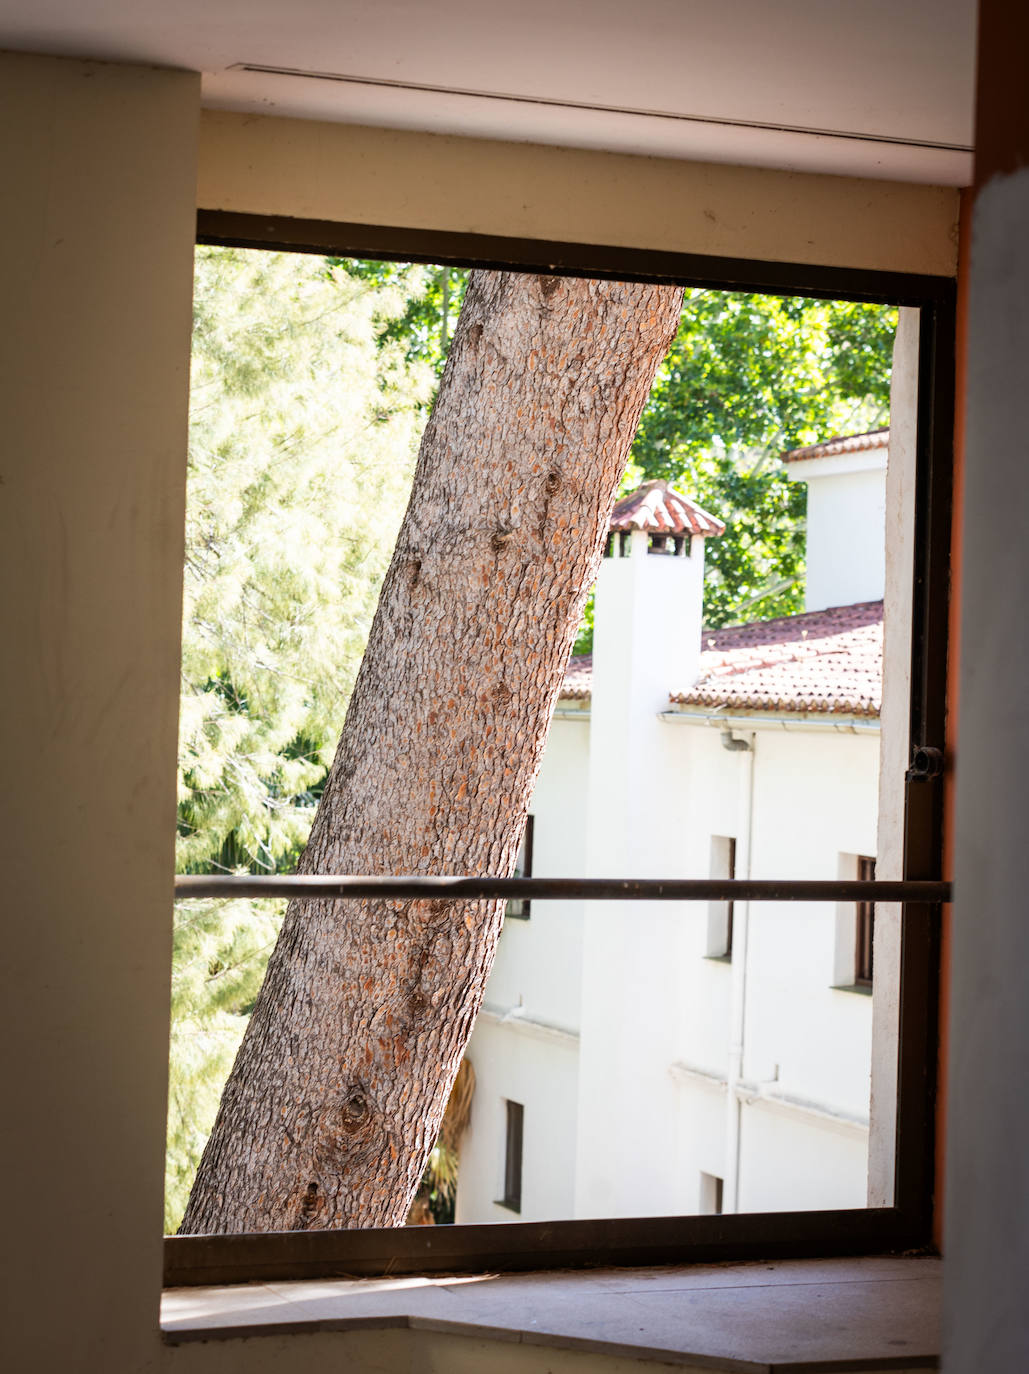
174,874,951,903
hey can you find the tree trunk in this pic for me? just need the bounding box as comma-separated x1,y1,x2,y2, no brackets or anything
180,269,684,1234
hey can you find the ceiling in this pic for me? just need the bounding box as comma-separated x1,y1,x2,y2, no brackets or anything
0,0,977,183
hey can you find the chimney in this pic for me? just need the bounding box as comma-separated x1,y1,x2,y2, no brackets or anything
574,481,724,1217
783,429,888,612
586,480,724,878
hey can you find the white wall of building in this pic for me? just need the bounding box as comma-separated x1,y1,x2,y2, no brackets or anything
738,1107,870,1212
484,718,590,1033
790,452,888,612
458,684,881,1225
454,1014,580,1224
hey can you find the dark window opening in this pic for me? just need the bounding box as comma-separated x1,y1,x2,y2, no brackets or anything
505,815,534,921
856,855,876,986
501,1100,524,1212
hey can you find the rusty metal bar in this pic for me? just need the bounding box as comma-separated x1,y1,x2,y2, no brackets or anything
174,874,951,903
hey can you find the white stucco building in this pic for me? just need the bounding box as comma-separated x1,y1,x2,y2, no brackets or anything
456,430,890,1224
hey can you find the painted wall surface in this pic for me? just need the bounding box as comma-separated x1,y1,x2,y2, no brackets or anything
794,460,888,612
483,718,590,1031
0,43,961,1374
454,1016,580,1224
738,1107,870,1212
943,165,1029,1373
196,110,960,277
869,307,919,1207
0,51,200,1373
458,527,880,1225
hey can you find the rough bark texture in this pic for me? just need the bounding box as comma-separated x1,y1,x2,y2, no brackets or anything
180,270,684,1234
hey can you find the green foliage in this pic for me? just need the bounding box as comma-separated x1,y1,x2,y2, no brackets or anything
179,247,433,875
328,258,469,383
167,247,433,1231
165,898,284,1231
627,290,897,629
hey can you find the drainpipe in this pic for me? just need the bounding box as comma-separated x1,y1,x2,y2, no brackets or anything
723,727,756,1213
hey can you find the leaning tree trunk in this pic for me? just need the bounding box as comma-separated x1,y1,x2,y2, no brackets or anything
180,269,683,1234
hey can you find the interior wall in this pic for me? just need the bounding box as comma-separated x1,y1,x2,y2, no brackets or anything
0,52,200,1371
0,43,966,1374
943,4,1029,1365
197,111,959,277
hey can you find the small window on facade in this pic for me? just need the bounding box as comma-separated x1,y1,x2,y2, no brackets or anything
501,1099,524,1213
706,835,736,958
855,855,876,986
699,1171,724,1215
505,815,534,921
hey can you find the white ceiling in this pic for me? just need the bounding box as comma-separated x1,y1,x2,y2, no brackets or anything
0,0,977,183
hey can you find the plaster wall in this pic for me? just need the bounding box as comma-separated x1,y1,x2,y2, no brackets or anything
799,463,888,612
943,166,1029,1373
0,51,200,1373
500,698,881,1223
196,110,959,277
454,1016,580,1225
868,306,919,1207
737,1106,869,1212
743,729,879,1115
481,718,590,1030
0,42,963,1374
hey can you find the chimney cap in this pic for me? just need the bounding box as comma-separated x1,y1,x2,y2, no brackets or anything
609,480,725,538
781,427,889,464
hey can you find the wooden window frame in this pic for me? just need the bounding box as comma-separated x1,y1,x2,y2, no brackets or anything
165,211,953,1287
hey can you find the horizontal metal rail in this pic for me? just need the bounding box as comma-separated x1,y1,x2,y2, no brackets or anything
174,874,951,903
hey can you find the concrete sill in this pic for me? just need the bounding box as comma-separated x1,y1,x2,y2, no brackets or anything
162,1253,941,1371
831,983,874,997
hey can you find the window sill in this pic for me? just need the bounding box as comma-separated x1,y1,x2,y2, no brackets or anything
832,982,874,997
162,1253,941,1370
703,953,733,965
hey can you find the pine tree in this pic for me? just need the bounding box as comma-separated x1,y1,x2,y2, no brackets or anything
166,247,433,1231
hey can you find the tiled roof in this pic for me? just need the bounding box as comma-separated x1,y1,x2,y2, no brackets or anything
609,480,725,538
560,601,883,717
560,654,593,701
782,428,889,464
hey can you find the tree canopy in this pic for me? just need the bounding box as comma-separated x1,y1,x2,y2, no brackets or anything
627,291,896,627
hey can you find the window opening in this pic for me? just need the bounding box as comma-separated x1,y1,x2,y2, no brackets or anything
500,1100,524,1213
505,815,534,921
855,856,876,986
700,1172,725,1215
166,215,952,1285
706,835,737,959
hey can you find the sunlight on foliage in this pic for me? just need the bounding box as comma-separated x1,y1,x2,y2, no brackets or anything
627,290,897,629
166,248,433,1231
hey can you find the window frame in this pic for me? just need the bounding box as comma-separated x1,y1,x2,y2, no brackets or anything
165,210,953,1287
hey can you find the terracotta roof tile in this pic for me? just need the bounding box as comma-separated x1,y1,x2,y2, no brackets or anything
560,601,883,717
782,428,889,464
561,654,593,701
609,480,725,538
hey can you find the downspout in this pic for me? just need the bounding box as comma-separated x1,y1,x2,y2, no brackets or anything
723,726,756,1213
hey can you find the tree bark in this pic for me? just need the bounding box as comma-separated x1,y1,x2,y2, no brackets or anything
180,269,684,1234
